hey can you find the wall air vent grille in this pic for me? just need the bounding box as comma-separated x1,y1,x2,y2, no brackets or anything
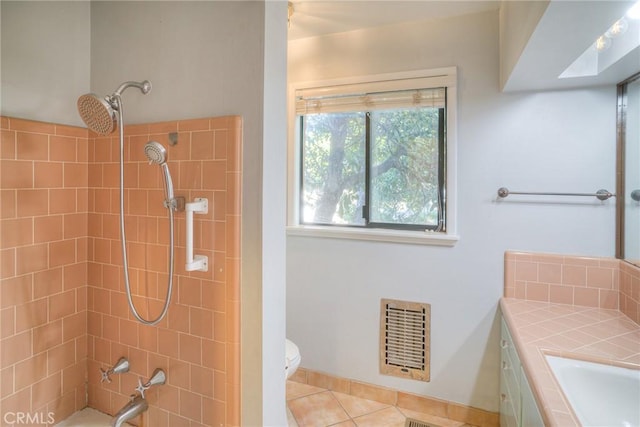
380,299,430,381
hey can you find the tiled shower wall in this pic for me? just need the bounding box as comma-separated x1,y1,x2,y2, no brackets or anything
86,117,242,426
1,117,89,424
0,115,242,426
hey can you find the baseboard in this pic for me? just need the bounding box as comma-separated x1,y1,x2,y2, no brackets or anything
289,368,499,427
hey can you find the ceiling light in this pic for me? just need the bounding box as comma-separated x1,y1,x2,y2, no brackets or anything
605,19,628,38
595,35,611,51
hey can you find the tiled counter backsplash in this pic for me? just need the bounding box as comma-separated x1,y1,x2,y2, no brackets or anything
505,251,640,325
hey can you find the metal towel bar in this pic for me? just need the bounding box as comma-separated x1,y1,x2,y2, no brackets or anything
497,187,615,201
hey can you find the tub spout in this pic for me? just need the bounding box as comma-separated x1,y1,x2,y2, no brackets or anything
111,394,148,427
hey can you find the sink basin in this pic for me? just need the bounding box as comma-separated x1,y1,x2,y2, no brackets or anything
545,355,640,427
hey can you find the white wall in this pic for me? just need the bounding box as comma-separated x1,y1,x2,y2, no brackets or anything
287,10,617,412
262,2,289,426
0,1,91,126
90,1,264,125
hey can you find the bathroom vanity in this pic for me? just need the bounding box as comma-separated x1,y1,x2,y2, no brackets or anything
500,317,543,427
499,298,640,426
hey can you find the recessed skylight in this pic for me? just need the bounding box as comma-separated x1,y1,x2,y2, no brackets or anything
560,1,640,79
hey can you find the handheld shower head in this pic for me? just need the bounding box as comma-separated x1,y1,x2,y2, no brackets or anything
77,94,116,135
76,80,151,135
144,141,167,165
144,141,174,204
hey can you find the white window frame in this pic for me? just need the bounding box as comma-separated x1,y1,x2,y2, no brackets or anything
287,67,459,246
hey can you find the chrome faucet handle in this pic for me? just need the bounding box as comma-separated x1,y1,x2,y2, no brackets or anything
100,367,112,383
146,368,167,387
100,357,130,383
135,377,147,398
111,357,130,375
136,368,166,398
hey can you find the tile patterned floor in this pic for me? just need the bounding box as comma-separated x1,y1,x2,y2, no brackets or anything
286,381,473,427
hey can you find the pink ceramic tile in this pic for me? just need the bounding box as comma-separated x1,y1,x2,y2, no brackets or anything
515,261,538,281
573,287,599,308
526,282,550,302
538,263,562,284
514,281,527,299
548,285,573,305
586,266,615,289
607,333,640,352
0,114,245,426
510,252,533,261
501,297,639,427
561,265,586,286
511,309,551,326
598,258,620,269
532,253,565,264
531,334,584,352
599,289,619,310
504,258,515,288
561,256,601,267
623,354,640,364
543,304,583,315
519,323,558,341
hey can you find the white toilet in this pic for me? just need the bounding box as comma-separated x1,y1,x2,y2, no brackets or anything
285,339,301,379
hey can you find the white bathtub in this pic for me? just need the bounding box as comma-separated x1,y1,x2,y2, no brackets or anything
54,408,114,427
545,355,640,427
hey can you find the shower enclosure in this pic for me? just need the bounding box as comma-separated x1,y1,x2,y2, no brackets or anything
0,113,242,426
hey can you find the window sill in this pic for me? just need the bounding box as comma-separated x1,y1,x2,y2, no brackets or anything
286,225,459,247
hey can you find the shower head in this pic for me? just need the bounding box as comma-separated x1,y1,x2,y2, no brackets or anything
144,141,167,165
76,80,151,136
145,141,174,203
77,94,116,135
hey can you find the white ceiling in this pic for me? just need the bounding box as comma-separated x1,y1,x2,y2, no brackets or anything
287,0,501,40
504,0,639,91
288,0,640,91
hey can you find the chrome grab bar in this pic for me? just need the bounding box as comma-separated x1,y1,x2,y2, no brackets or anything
497,187,615,201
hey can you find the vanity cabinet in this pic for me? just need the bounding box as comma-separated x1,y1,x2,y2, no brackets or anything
500,317,544,427
520,366,544,426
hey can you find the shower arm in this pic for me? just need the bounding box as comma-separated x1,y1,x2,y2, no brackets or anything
113,80,152,97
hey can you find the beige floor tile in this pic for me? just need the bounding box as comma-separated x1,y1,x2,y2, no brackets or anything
288,406,299,427
289,391,351,427
332,391,391,418
286,380,483,427
352,406,406,427
287,380,327,400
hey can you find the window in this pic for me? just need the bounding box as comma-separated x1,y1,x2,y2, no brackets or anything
289,68,458,245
